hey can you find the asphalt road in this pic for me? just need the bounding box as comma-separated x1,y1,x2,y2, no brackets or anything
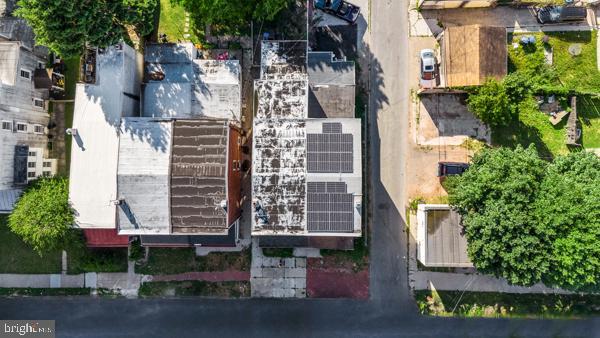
1,2,599,337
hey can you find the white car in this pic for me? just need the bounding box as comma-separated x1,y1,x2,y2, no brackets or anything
420,49,436,81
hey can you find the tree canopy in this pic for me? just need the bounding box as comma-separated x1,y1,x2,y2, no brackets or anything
466,78,515,127
15,0,157,57
173,0,292,35
535,152,600,290
9,177,73,254
448,147,600,290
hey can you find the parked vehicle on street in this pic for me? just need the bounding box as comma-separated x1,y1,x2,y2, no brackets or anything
314,0,361,24
535,6,587,24
419,49,436,81
437,162,469,177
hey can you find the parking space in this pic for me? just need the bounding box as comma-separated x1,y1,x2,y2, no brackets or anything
417,93,490,146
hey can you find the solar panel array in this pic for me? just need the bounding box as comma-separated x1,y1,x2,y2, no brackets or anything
307,123,353,173
307,182,354,232
322,122,343,134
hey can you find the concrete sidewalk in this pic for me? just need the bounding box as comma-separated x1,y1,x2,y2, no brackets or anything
250,238,307,298
0,272,143,296
413,271,573,294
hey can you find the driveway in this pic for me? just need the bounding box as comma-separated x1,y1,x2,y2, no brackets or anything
410,6,597,37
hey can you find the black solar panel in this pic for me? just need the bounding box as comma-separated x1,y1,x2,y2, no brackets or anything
322,122,342,134
307,182,354,232
307,132,353,173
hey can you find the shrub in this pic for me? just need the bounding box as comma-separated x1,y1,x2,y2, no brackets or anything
9,177,73,254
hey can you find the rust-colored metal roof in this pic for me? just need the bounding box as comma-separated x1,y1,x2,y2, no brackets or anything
170,120,229,234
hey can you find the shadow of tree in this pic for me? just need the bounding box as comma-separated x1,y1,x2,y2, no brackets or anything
491,119,554,160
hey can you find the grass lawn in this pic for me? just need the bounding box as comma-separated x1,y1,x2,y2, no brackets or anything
158,0,203,44
136,248,251,275
577,95,600,148
65,232,128,274
139,281,250,298
416,290,600,318
496,31,600,157
0,216,62,274
321,237,369,272
61,56,79,172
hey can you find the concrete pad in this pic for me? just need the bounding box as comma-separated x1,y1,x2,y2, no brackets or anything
295,288,307,298
293,248,321,258
85,273,97,289
261,268,285,279
295,258,307,268
60,274,85,288
50,274,61,288
283,258,296,268
250,267,262,278
0,274,51,288
292,278,306,289
412,271,573,294
284,268,306,279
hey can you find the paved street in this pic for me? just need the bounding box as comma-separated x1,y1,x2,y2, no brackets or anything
1,2,599,337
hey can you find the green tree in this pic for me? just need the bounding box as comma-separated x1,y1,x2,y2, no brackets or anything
535,152,600,290
15,0,156,57
447,146,551,285
8,177,73,254
173,0,292,35
466,78,514,126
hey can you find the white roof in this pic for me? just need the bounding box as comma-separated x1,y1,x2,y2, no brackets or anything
69,45,139,229
117,118,172,235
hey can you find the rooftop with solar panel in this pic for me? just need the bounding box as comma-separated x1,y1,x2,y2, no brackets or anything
252,40,362,238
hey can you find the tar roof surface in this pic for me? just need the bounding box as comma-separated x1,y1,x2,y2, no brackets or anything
171,119,229,234
260,40,307,80
253,119,307,233
255,79,308,119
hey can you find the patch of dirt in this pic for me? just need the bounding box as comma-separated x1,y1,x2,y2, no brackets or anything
306,269,369,299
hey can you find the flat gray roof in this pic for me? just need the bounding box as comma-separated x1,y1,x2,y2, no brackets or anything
117,118,172,235
307,52,355,86
143,43,240,120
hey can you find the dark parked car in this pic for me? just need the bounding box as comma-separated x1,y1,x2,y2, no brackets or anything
437,162,469,177
535,6,587,24
314,0,361,24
